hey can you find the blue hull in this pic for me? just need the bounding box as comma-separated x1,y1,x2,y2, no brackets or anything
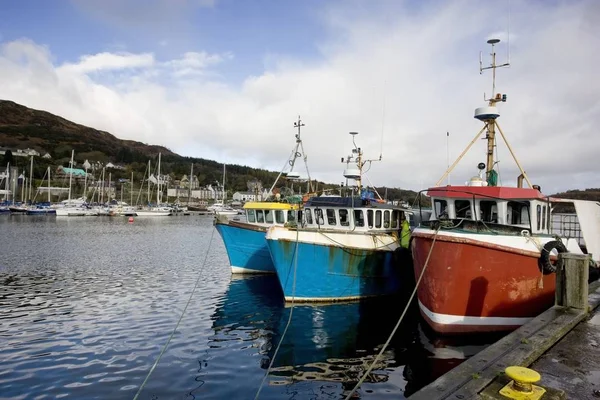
266,239,401,302
215,222,276,274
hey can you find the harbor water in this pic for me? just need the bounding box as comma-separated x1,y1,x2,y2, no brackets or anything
0,215,500,399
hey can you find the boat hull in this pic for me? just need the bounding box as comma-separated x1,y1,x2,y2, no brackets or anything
411,228,582,334
266,227,402,302
215,221,275,274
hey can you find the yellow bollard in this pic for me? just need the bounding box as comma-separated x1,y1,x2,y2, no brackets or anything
499,366,546,400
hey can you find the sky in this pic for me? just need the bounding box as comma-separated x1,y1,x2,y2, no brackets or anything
0,0,598,194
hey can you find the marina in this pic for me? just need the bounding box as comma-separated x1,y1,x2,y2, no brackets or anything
1,2,599,399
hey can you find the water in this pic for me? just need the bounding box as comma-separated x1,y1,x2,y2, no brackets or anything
0,215,498,399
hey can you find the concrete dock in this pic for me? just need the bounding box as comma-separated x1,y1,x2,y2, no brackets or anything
409,254,600,399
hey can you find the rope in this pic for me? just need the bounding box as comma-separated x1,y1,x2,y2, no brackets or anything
254,227,300,399
343,226,441,400
132,226,216,400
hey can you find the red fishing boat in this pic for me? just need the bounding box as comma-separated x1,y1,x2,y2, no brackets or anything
411,39,599,334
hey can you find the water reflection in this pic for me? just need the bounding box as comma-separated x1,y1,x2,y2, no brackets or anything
209,275,420,398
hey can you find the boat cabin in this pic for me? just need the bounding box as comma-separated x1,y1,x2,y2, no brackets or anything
301,196,409,232
243,201,301,227
426,185,551,234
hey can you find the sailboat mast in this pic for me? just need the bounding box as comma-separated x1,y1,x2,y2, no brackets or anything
157,153,161,205
47,166,51,203
67,150,74,205
147,160,151,204
188,163,193,205
28,155,33,203
222,164,226,203
109,172,112,201
131,171,133,205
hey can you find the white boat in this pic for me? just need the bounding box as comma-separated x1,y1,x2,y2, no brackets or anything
55,151,95,217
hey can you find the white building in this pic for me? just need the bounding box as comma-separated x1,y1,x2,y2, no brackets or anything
232,191,258,202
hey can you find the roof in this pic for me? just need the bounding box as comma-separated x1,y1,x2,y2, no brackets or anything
61,167,88,177
426,185,547,200
243,201,300,210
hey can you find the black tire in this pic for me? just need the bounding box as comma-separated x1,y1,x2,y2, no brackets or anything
539,240,568,274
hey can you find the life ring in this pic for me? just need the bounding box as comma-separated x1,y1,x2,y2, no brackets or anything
538,240,568,274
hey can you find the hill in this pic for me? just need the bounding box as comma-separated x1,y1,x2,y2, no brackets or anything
0,100,421,203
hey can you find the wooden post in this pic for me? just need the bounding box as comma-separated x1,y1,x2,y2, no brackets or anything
555,253,590,310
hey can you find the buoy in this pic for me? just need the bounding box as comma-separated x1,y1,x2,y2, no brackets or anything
499,366,546,399
128,217,134,223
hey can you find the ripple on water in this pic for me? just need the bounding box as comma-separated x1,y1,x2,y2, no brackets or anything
0,216,493,399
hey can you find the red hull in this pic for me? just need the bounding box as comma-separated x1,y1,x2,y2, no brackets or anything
411,231,555,334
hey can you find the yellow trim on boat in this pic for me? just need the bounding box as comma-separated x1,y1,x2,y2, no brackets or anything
243,202,300,210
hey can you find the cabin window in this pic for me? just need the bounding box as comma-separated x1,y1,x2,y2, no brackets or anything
339,209,349,226
542,205,547,231
480,200,498,223
455,200,472,219
536,205,541,230
297,210,303,224
367,210,374,228
326,209,337,225
287,210,296,222
275,210,285,224
265,210,274,224
315,209,324,225
354,210,365,227
383,210,390,228
434,199,448,219
507,201,530,225
256,210,265,223
247,209,256,223
375,210,382,228
391,210,399,228
305,209,313,224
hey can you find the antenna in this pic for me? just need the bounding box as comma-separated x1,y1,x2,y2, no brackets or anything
480,38,509,100
293,115,304,142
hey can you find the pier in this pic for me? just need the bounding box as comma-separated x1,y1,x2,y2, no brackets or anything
409,253,600,399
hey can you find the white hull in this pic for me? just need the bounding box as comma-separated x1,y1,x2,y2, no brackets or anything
133,211,172,216
265,225,400,251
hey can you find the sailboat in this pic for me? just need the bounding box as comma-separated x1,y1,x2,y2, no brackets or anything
55,150,95,216
134,153,172,216
208,164,239,217
410,39,599,334
26,166,56,215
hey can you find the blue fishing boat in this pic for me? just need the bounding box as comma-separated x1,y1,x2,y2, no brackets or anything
265,132,412,302
214,117,312,274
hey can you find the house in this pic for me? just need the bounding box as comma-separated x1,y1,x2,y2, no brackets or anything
0,147,40,157
55,166,93,182
232,191,258,202
42,153,52,159
105,162,125,170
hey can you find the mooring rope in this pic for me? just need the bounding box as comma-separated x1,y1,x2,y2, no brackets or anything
254,227,300,399
343,226,441,400
132,225,217,400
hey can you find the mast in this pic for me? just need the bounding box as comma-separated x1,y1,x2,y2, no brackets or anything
100,167,105,204
435,38,532,188
67,150,74,205
157,153,161,205
222,163,226,203
342,132,381,195
267,116,314,196
131,171,134,205
147,160,151,204
3,162,8,202
109,172,112,201
188,163,193,205
28,155,33,204
47,166,51,203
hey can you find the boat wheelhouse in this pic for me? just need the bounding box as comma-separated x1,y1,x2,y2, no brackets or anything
265,132,411,302
215,201,301,273
214,116,312,274
411,39,599,334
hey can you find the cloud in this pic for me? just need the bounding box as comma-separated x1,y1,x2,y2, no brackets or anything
1,0,599,194
62,52,155,73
